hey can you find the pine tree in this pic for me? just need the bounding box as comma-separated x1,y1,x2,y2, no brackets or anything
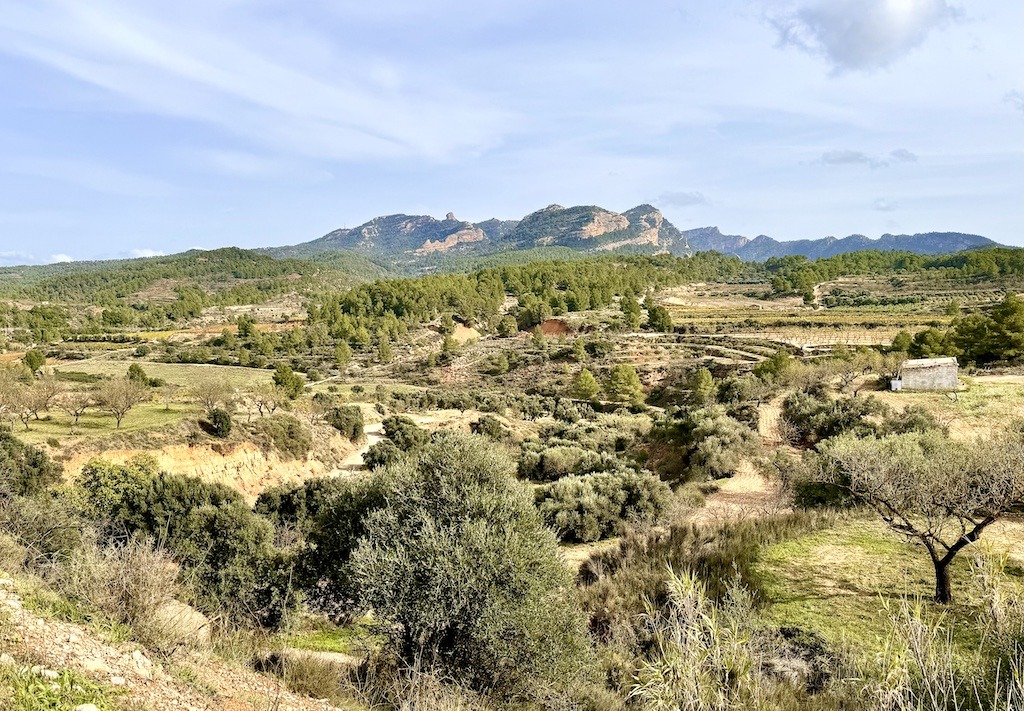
569,368,600,401
606,364,645,406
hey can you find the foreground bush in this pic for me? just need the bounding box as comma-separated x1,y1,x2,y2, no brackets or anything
47,536,190,649
347,432,595,699
77,457,295,627
0,429,61,498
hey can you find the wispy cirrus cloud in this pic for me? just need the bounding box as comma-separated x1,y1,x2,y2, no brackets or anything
0,0,513,162
772,0,961,72
1,157,168,197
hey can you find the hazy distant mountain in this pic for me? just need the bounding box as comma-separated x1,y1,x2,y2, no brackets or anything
266,207,998,264
686,230,1000,261
682,226,750,254
265,204,689,262
269,212,488,259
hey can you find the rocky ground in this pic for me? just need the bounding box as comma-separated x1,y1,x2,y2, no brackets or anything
0,578,342,711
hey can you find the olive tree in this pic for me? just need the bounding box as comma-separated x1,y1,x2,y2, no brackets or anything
348,432,594,698
817,431,1024,603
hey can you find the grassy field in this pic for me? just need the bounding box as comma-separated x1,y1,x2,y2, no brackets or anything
756,515,1024,651
14,401,200,448
283,617,380,655
656,281,958,347
57,359,274,389
872,376,1024,440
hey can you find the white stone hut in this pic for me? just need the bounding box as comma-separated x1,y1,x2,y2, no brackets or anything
890,357,959,392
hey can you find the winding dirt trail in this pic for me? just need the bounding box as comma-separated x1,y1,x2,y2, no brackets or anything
338,420,384,471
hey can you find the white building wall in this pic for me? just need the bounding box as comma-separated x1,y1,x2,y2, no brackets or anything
901,365,958,390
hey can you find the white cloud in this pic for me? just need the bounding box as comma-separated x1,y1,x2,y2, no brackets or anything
49,253,74,262
873,198,899,211
129,248,164,258
657,191,709,208
0,0,513,162
817,148,916,168
818,149,887,168
772,0,960,72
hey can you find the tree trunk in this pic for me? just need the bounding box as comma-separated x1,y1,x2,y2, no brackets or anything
933,558,953,604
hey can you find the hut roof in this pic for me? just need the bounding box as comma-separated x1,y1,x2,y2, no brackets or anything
900,357,958,370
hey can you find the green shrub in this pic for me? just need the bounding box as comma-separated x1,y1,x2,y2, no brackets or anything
301,476,389,617
255,477,348,535
535,470,672,542
780,391,886,446
649,407,759,482
77,458,295,628
249,414,312,460
326,405,364,441
0,430,61,498
882,404,946,436
348,432,595,699
518,445,631,482
208,408,232,438
470,414,506,440
363,440,404,470
381,415,429,451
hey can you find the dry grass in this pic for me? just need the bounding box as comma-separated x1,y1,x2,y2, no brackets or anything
872,377,1024,442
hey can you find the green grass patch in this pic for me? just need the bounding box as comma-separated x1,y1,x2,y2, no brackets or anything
16,401,199,447
755,515,993,653
60,360,273,389
0,663,121,710
284,618,380,655
20,584,134,644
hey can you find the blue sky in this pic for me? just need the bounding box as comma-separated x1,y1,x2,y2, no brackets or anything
0,0,1021,265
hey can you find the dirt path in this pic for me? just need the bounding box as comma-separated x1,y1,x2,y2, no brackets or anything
336,409,480,472
690,462,786,525
758,395,786,446
0,579,337,711
338,420,384,471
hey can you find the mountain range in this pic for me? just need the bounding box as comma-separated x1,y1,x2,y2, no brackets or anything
265,204,999,264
